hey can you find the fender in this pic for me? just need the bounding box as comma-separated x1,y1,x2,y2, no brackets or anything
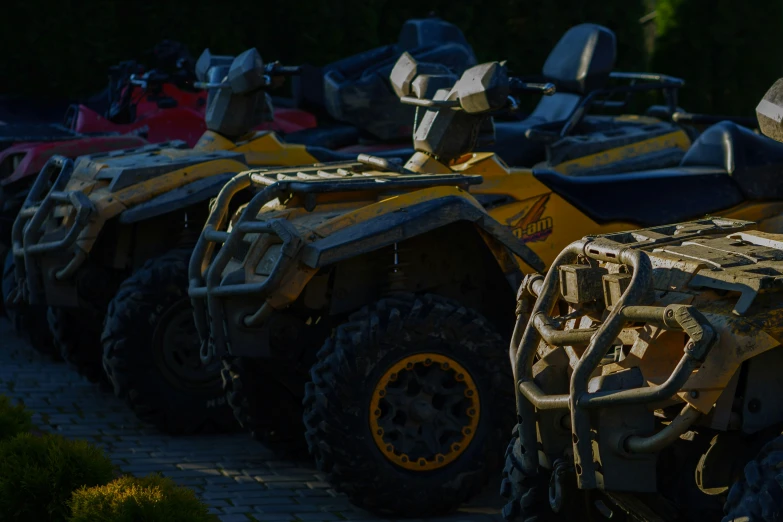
301,194,545,272
118,172,236,224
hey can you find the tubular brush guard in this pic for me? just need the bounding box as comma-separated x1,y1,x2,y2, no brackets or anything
11,155,96,304
510,237,717,490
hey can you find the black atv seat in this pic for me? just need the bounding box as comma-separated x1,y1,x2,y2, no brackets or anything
680,121,783,200
485,24,617,167
283,124,362,150
533,167,744,227
306,145,414,164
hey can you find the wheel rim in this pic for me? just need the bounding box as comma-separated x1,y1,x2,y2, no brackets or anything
369,352,480,471
153,299,221,390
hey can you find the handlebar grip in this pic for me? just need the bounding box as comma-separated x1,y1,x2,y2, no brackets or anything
399,96,460,109
269,65,301,76
510,79,557,96
524,127,561,144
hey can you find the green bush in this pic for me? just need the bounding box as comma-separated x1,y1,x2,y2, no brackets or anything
68,474,216,522
0,395,32,441
0,432,115,522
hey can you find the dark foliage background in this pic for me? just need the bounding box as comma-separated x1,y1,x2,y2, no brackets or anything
0,0,779,116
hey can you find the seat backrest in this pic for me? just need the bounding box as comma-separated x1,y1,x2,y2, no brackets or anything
542,23,617,95
522,24,616,126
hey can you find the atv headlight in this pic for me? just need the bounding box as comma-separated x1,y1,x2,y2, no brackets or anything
254,243,283,277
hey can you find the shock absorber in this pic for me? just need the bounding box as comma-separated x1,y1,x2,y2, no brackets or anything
383,242,411,295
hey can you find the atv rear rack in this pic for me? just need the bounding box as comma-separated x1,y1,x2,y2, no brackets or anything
188,160,483,363
510,217,755,491
11,155,96,304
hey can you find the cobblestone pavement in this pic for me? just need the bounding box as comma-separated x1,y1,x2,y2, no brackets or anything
0,318,505,522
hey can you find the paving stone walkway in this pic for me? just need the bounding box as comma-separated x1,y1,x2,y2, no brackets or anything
0,318,504,522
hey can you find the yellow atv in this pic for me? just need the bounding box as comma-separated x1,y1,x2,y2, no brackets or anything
5,47,412,431
499,79,783,522
187,61,783,516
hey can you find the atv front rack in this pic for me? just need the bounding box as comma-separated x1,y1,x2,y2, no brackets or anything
510,217,754,491
188,159,483,364
11,155,96,304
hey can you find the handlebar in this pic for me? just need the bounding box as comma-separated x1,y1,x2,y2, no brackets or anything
609,71,685,87
672,111,759,128
129,71,170,89
399,79,556,113
194,62,301,90
509,79,557,95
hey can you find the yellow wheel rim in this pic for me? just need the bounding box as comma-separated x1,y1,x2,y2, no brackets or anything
369,352,480,471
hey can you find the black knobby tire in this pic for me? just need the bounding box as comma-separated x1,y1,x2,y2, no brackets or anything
2,250,56,357
222,356,309,454
500,425,547,521
723,434,783,522
101,249,237,435
49,306,108,385
2,249,20,330
0,241,8,317
302,293,515,517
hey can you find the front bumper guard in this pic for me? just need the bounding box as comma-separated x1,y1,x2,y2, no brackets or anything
11,155,96,304
511,238,717,490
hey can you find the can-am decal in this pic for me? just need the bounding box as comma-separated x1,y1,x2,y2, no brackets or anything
507,194,553,243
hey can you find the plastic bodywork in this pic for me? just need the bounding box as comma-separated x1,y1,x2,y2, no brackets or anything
510,219,783,500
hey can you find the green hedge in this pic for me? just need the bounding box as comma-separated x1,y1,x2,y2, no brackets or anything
0,395,33,441
0,396,215,521
69,474,216,522
650,0,783,115
0,0,780,116
0,432,116,521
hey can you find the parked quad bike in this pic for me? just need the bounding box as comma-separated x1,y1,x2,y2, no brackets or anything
497,78,783,522
4,25,474,436
185,55,783,516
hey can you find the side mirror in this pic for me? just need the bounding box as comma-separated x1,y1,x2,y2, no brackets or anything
390,52,418,98
757,78,783,143
389,52,458,100
195,49,213,83
455,61,510,114
195,48,234,83
228,48,266,94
